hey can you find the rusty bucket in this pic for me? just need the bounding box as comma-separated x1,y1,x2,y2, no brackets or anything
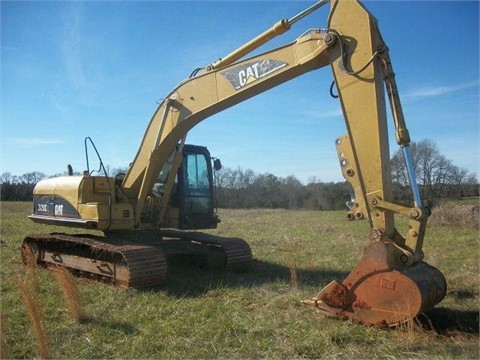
307,241,446,326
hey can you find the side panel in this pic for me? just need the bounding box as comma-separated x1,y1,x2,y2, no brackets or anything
30,175,135,231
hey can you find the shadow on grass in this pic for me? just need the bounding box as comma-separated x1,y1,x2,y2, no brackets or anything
416,307,479,336
148,259,479,338
154,258,349,298
79,316,138,335
415,288,479,336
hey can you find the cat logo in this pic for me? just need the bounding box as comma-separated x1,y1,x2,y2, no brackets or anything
221,59,288,90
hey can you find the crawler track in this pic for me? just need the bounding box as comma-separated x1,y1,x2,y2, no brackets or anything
22,231,252,288
22,233,167,288
159,230,253,271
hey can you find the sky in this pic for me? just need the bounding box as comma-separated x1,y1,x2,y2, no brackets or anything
1,0,479,184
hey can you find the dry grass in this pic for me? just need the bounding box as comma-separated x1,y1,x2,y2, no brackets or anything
15,245,52,358
22,244,40,293
1,202,478,359
289,258,299,290
429,203,479,229
54,267,88,322
0,314,9,359
17,281,52,359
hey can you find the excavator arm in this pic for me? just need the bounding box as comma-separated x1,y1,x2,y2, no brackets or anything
306,0,446,326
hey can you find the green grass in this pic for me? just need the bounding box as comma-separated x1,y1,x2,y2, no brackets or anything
1,202,478,359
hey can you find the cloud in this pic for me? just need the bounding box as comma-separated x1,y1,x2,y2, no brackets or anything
8,138,65,148
404,80,479,100
62,3,87,88
301,108,343,120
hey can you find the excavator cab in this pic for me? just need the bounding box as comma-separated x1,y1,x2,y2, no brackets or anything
143,144,220,230
168,145,220,230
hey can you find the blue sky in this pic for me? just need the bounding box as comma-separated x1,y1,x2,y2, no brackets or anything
2,0,479,183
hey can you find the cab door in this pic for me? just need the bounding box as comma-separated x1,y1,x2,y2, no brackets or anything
178,145,218,229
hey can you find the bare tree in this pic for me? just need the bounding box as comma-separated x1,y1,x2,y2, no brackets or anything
0,172,13,184
20,172,46,185
282,175,305,209
390,139,477,205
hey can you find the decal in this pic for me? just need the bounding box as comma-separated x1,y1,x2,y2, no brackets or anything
33,195,79,218
54,204,64,216
221,59,288,90
380,278,396,291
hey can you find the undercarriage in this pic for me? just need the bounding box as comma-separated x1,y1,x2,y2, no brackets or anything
22,231,252,288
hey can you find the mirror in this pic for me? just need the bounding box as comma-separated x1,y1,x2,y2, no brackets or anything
213,158,222,171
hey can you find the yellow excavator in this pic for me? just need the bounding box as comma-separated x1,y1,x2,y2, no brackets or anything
23,0,446,326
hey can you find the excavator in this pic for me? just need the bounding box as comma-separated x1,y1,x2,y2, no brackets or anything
23,0,446,327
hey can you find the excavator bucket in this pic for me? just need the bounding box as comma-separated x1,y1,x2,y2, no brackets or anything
306,241,446,327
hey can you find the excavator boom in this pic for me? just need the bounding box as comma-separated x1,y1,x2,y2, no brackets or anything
121,29,333,225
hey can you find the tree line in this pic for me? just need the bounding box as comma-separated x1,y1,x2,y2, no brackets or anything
0,172,45,201
214,168,352,210
1,139,478,208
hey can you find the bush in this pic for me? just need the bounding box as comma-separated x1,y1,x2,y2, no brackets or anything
429,203,479,229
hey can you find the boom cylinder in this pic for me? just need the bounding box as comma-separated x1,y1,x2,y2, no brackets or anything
207,0,330,71
207,20,291,71
288,0,330,25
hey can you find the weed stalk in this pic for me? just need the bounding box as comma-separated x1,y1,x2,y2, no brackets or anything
289,258,299,290
23,246,40,293
17,281,52,359
0,313,10,360
54,266,88,322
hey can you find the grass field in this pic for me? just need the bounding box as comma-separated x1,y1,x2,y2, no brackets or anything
1,202,478,359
